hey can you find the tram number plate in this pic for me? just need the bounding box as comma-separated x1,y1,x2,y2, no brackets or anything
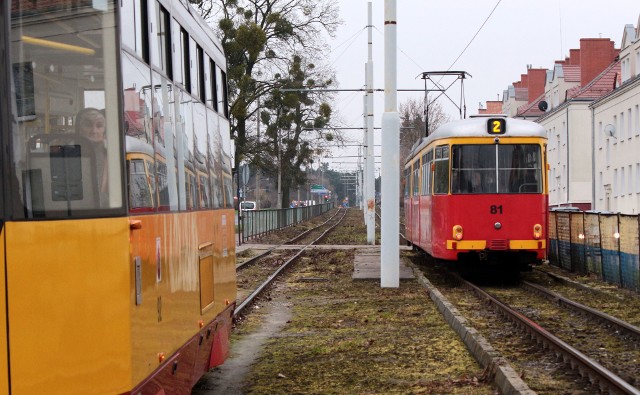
490,205,503,214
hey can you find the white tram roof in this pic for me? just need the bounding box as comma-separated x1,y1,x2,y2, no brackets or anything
408,115,546,161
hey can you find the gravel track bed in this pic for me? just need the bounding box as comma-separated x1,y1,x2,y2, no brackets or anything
412,257,594,394
486,283,640,387
525,267,640,327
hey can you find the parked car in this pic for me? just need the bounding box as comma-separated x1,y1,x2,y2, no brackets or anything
240,201,256,211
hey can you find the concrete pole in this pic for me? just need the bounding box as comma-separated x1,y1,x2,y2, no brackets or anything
358,145,363,210
381,0,399,287
366,2,375,245
362,94,367,218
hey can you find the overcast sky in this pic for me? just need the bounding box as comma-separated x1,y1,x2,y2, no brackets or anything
323,0,639,172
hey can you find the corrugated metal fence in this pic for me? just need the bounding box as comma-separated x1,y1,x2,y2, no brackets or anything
241,203,334,242
549,210,640,293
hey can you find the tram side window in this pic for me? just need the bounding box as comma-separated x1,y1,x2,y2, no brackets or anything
121,0,149,62
181,29,191,92
209,60,219,111
128,159,154,209
215,66,228,117
189,38,199,98
172,19,183,87
155,3,172,78
421,152,430,195
412,165,420,196
404,168,411,197
426,149,433,194
11,1,123,218
221,71,230,119
152,71,179,211
433,146,449,194
197,45,206,103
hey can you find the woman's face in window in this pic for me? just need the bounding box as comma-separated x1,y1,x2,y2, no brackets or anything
79,113,106,143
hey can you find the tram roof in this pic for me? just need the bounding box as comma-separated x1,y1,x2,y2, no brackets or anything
407,116,547,161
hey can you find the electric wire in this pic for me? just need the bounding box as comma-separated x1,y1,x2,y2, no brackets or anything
445,0,502,71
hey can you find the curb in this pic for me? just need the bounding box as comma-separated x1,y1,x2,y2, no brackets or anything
409,262,535,395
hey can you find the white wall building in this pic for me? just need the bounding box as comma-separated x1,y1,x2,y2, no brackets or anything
592,18,640,213
536,38,619,209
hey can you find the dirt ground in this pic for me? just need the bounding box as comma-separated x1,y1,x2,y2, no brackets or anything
194,244,497,394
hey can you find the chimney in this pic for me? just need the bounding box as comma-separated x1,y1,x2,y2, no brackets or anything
579,38,616,86
569,49,580,65
527,68,547,103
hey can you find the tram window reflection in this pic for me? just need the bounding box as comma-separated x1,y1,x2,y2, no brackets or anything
10,1,122,218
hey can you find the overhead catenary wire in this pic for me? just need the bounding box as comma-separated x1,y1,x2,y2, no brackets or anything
445,0,503,71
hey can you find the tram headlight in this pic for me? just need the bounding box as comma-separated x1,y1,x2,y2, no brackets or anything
453,225,463,241
533,224,542,240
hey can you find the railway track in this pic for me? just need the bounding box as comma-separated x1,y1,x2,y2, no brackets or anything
415,258,640,394
458,274,639,394
234,208,348,318
236,208,345,272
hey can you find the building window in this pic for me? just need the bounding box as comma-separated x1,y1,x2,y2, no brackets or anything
636,105,640,136
628,108,632,140
636,163,640,193
620,112,625,140
598,121,603,148
613,168,618,197
628,165,632,195
598,172,603,200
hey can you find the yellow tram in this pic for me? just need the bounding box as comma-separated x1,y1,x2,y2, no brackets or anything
1,1,236,393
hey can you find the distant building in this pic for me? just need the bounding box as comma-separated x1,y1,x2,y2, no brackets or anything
500,67,547,119
489,36,625,210
478,100,503,114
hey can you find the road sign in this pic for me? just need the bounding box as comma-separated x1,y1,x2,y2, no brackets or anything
311,184,329,194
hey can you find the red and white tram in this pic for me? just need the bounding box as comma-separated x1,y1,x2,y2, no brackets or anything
404,116,548,271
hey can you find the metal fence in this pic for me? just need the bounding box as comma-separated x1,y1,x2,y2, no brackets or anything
548,210,640,293
241,203,334,242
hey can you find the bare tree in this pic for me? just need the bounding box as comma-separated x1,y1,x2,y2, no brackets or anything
399,96,449,163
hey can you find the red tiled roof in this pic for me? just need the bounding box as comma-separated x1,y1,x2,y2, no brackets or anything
516,92,545,117
562,64,581,82
514,87,528,101
567,60,621,100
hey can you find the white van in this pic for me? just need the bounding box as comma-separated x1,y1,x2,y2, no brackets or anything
240,201,256,211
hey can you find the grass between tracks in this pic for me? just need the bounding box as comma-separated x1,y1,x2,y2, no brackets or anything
239,249,496,394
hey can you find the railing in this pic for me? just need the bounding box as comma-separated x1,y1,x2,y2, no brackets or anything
548,210,640,293
241,203,334,243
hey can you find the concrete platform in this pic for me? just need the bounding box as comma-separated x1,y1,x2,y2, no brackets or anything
352,247,415,280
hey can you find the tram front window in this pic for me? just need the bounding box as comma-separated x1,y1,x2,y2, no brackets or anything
451,144,542,194
9,0,122,218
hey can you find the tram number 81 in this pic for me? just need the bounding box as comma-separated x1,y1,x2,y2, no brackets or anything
490,205,503,214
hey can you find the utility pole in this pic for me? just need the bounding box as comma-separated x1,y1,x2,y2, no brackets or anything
381,0,399,287
362,96,367,217
365,2,375,245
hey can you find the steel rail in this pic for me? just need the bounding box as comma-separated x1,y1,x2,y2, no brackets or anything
285,208,345,244
234,209,348,318
521,281,640,342
236,208,344,271
453,273,640,395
